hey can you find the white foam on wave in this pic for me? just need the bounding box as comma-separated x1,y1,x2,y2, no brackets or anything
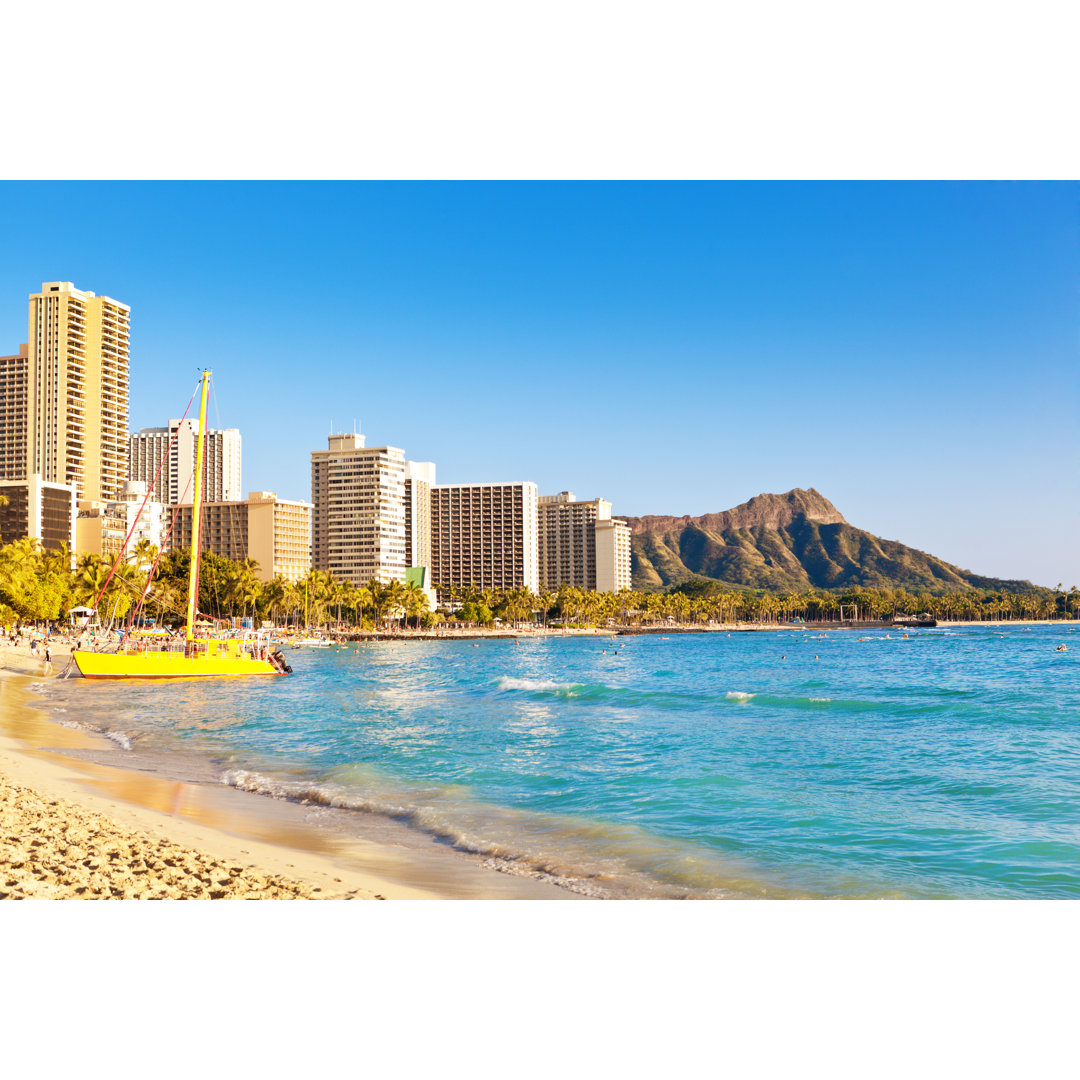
809,697,831,702
219,769,685,899
221,768,409,816
497,677,580,694
479,856,611,898
104,730,133,751
725,691,755,702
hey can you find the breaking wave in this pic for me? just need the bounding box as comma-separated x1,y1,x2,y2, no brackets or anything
496,677,582,694
218,768,747,899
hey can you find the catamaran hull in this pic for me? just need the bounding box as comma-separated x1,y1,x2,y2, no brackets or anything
74,653,285,679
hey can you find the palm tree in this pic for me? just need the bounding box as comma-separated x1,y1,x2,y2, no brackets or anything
74,558,109,609
351,582,372,628
403,581,428,628
383,579,408,628
299,568,330,628
263,576,287,625
328,579,349,628
43,541,73,576
129,538,159,571
284,579,303,626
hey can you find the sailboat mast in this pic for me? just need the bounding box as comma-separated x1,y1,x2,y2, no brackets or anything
185,371,211,641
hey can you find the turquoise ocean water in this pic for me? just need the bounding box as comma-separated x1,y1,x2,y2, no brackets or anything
42,624,1080,898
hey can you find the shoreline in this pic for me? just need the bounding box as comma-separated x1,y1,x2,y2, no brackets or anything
0,642,581,900
296,618,1080,642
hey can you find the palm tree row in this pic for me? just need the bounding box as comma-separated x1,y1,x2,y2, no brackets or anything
436,581,1080,628
1,537,1076,631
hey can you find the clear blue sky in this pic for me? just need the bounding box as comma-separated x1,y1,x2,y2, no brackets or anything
0,181,1075,587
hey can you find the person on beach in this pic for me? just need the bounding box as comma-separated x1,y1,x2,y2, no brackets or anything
43,645,52,673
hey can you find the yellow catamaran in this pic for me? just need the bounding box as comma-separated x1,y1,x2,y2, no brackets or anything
74,372,291,680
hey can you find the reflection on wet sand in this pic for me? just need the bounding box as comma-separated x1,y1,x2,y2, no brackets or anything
1,676,578,899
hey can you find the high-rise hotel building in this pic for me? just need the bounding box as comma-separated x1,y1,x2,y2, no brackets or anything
0,475,77,554
594,517,633,593
430,482,539,594
404,460,436,574
310,433,407,586
171,491,312,583
0,345,29,481
22,282,130,503
128,419,242,505
538,491,632,593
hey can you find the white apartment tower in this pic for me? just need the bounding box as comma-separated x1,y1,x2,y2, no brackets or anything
110,480,165,553
430,481,539,595
310,433,407,586
128,418,241,505
24,282,130,503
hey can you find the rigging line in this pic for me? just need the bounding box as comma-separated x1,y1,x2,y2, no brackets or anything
90,378,201,617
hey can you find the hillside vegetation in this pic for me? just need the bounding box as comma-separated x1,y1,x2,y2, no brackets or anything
625,489,1038,594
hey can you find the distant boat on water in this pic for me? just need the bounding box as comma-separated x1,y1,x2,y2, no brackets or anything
890,614,938,628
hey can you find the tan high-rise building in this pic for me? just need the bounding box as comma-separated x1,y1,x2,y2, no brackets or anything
170,491,312,583
310,433,407,586
430,481,539,595
26,282,130,504
538,491,610,590
594,518,633,593
0,345,29,480
538,491,631,593
404,460,436,573
75,502,128,562
128,419,241,505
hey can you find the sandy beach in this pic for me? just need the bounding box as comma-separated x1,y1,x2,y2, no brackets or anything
0,638,577,900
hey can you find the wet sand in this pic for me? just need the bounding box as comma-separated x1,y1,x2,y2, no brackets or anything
0,640,579,900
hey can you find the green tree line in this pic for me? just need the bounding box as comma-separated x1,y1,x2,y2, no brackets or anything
1,537,1076,631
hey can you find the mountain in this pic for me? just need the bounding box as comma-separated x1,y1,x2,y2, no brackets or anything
623,488,1036,593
